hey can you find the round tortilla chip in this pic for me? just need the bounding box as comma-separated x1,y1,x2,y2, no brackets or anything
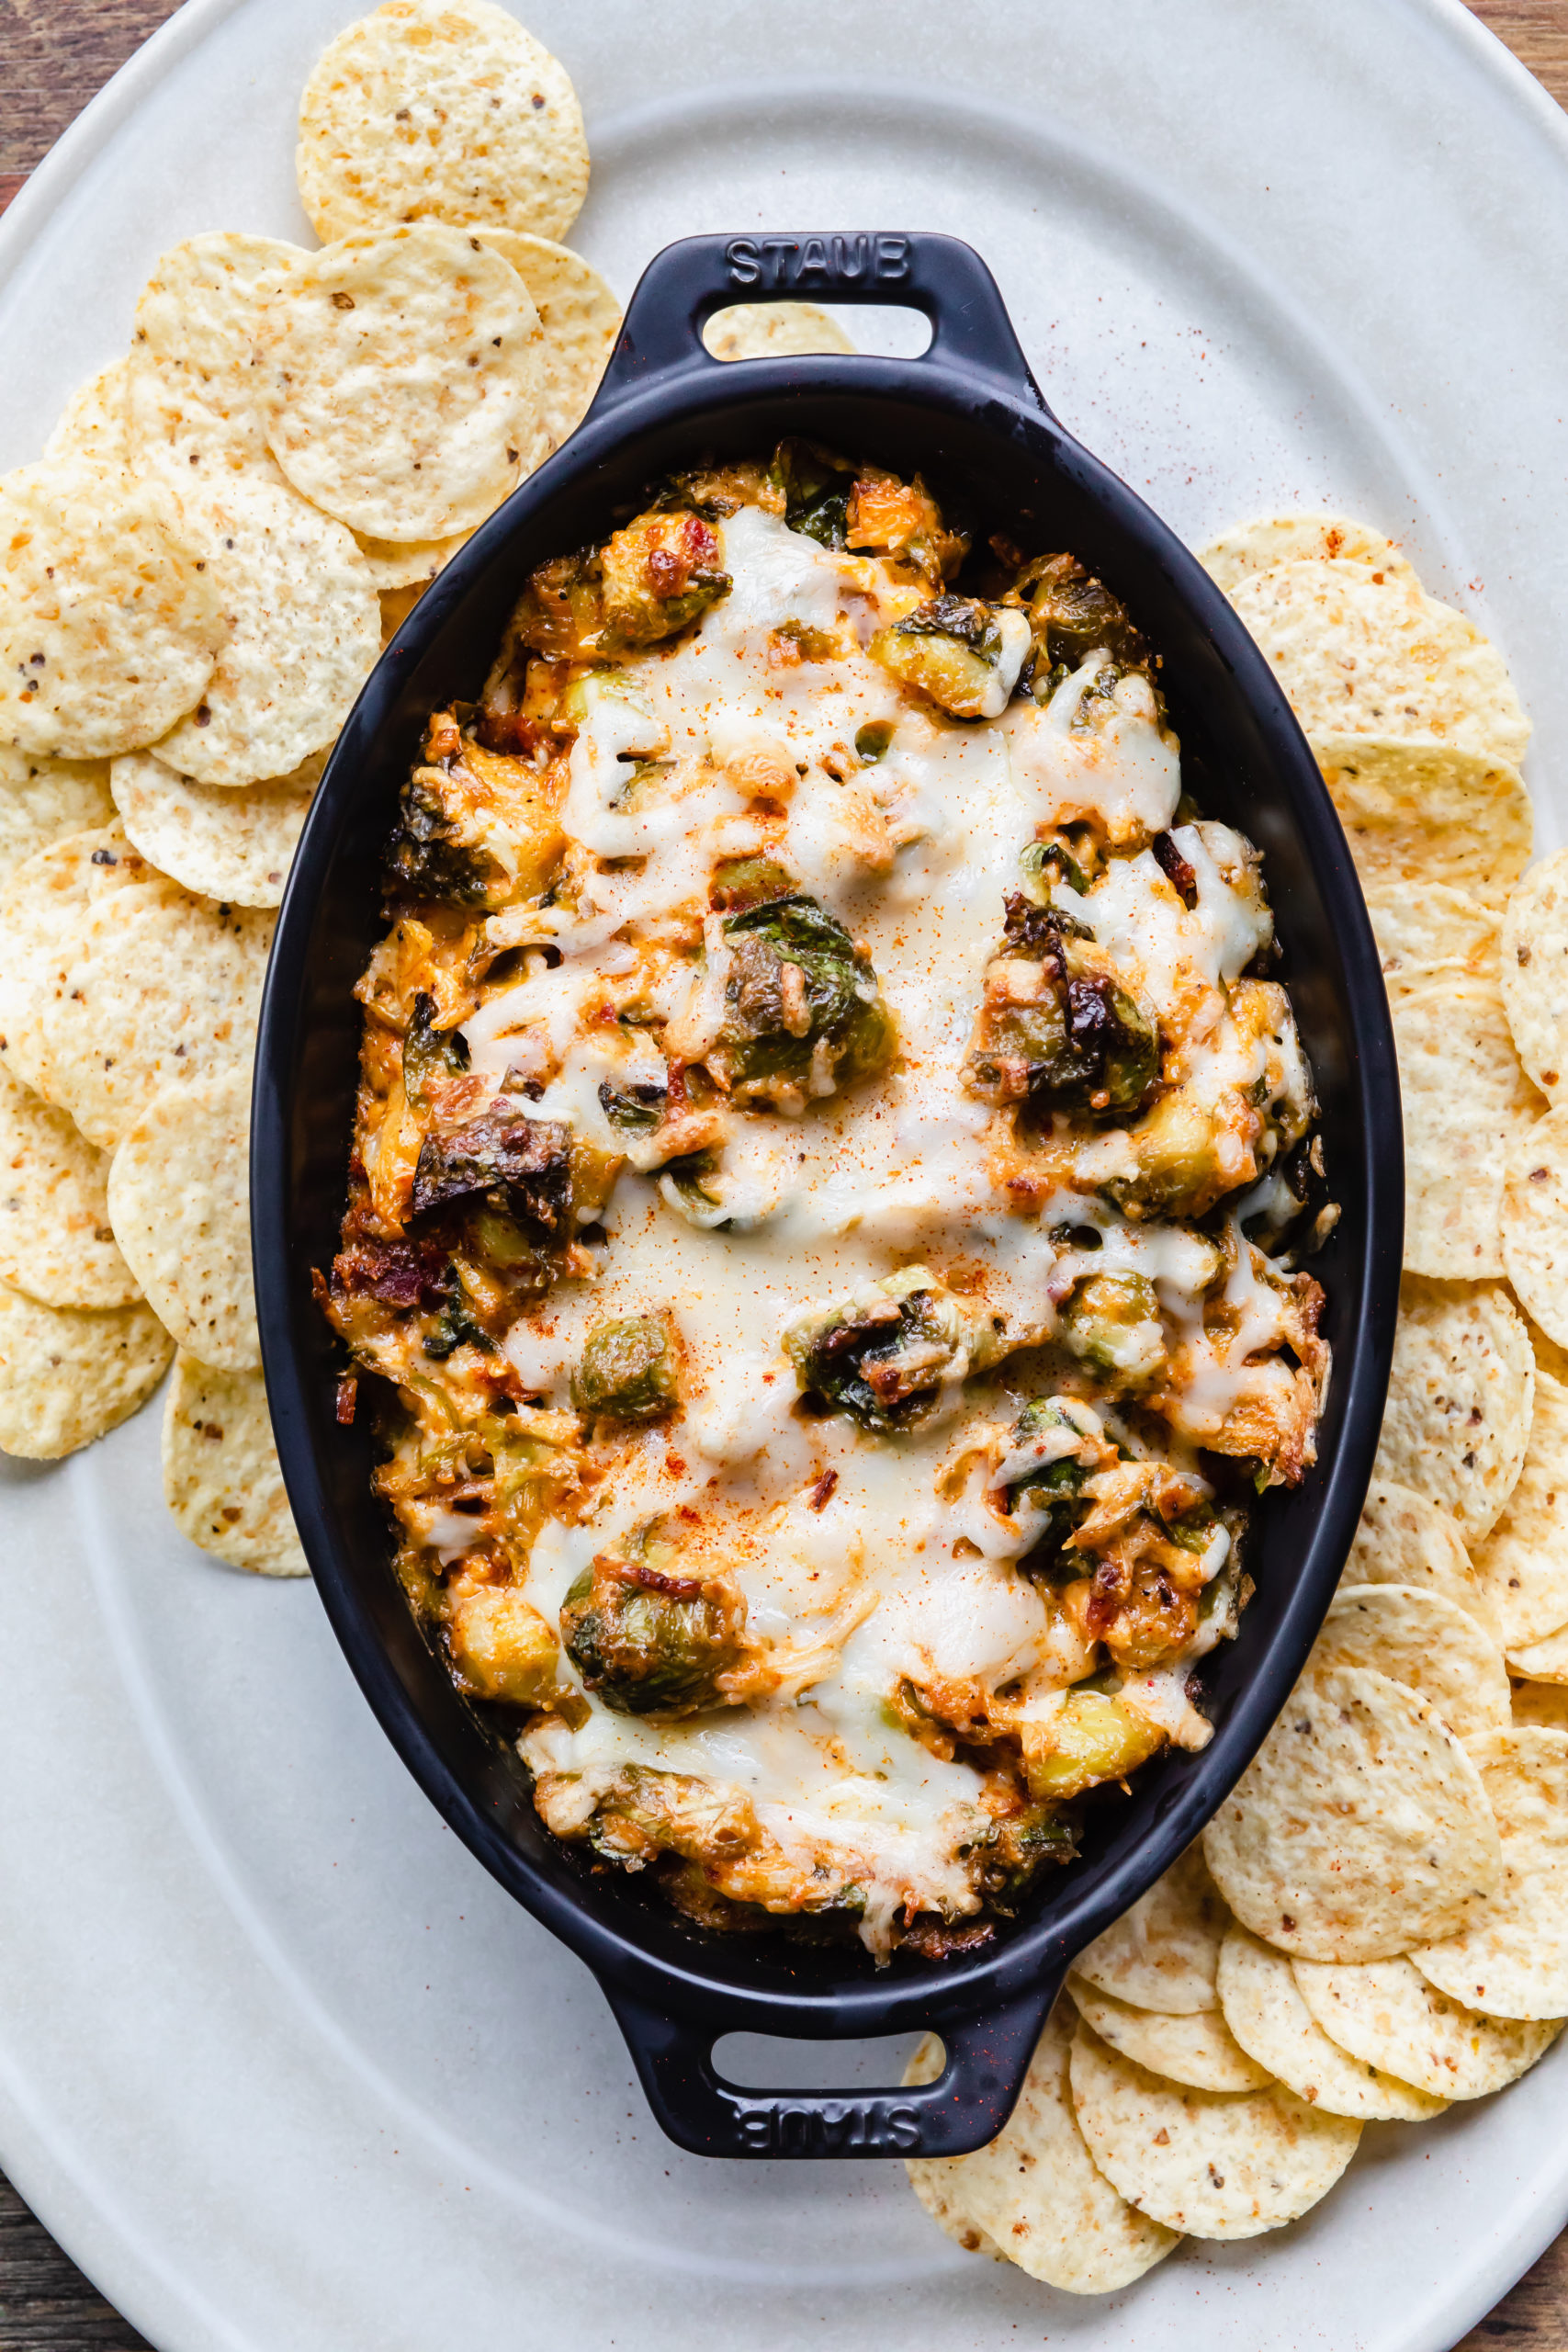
1366,881,1499,1001
1215,1925,1446,2120
259,224,543,542
37,880,274,1150
1394,981,1543,1279
147,476,376,789
297,0,588,244
704,302,857,362
1508,1626,1568,1683
1292,1952,1561,2098
1503,1106,1568,1348
1313,1584,1509,1741
110,747,320,909
1374,1276,1534,1542
0,463,224,759
0,743,113,888
1232,563,1529,763
1511,1677,1568,1724
1344,1478,1498,1639
1410,1727,1568,2020
162,1351,306,1575
1071,1842,1227,2014
1201,1664,1502,1962
42,359,133,476
0,1272,171,1458
1067,2021,1360,2241
476,232,619,452
1472,1370,1568,1647
0,823,150,1099
1502,848,1568,1100
1313,736,1533,911
0,1060,138,1308
352,527,469,590
905,1999,1179,2291
126,233,306,492
107,1069,257,1370
1066,1976,1272,2091
1200,512,1416,596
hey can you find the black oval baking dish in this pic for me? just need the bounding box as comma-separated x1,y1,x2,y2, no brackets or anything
253,231,1403,2162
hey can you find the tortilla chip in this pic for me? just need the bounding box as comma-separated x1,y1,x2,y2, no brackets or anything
1313,1584,1509,1741
297,0,588,244
110,747,321,909
1200,513,1416,596
107,1069,257,1369
0,823,150,1099
1410,1728,1568,2019
1231,563,1529,763
476,232,619,451
0,462,224,759
1500,847,1568,1102
1072,1841,1226,2014
352,527,469,591
146,476,375,790
0,1272,171,1458
1313,736,1532,910
1343,1478,1498,1640
1067,2022,1359,2241
258,224,543,542
1215,1925,1446,2120
1366,881,1499,1000
704,302,856,362
905,1997,1179,2291
1373,1277,1534,1541
1472,1371,1568,1647
1294,1953,1561,2097
1394,981,1543,1278
125,233,306,493
42,359,133,476
37,878,274,1149
0,1060,139,1308
1511,1677,1568,1724
1066,1976,1272,2091
1502,1106,1568,1348
1201,1664,1501,1962
161,1351,307,1575
0,744,114,888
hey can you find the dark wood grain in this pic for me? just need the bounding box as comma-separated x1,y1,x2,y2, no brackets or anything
0,2,1565,2346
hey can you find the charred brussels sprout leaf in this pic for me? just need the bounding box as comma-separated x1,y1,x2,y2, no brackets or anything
1015,552,1146,673
1059,1271,1168,1392
601,509,731,647
869,594,1030,721
571,1316,679,1422
386,767,496,905
712,892,893,1103
423,1295,494,1359
402,992,470,1110
979,1802,1077,1913
999,1397,1096,1577
785,1267,972,1432
411,1110,571,1232
560,1554,745,1716
597,1077,667,1133
772,439,854,548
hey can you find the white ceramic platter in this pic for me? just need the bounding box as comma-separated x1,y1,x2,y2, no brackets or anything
3,3,1567,2346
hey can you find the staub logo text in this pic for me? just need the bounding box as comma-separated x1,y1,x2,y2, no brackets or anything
724,234,911,289
736,2098,921,2154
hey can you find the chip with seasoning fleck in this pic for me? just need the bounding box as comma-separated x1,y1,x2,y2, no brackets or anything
1197,512,1416,596
1365,879,1500,999
1292,1954,1561,2099
1393,979,1543,1279
1472,1370,1568,1650
1070,1841,1228,2014
1066,1974,1272,2092
0,1060,140,1309
1215,1925,1447,2121
107,1068,258,1370
1501,845,1568,1098
161,1351,306,1575
0,823,150,1100
0,743,114,888
0,1272,172,1459
125,232,307,493
1312,1583,1510,1742
476,231,620,453
1342,1477,1498,1639
1501,1105,1568,1349
1410,1727,1568,2021
1373,1276,1534,1542
1313,735,1533,908
110,747,321,909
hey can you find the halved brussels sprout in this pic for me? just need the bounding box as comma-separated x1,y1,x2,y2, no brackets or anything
560,1548,746,1715
997,1396,1101,1576
410,1108,572,1231
571,1315,679,1422
401,991,471,1110
506,546,605,662
601,508,731,646
784,1264,986,1432
1059,1270,1168,1391
1013,551,1146,679
963,896,1160,1118
1021,1690,1166,1801
448,1585,559,1706
708,891,894,1105
977,1799,1078,1913
869,594,1032,720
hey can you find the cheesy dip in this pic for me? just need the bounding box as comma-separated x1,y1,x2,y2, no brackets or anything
324,444,1329,1960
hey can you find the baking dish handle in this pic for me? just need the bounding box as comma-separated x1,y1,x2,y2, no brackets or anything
589,230,1048,418
604,1974,1061,2159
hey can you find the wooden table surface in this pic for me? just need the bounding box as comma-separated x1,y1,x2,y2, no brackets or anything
1,1,1566,2345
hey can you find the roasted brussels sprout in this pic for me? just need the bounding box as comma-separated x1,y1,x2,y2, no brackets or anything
784,1265,982,1432
1013,552,1146,681
410,1109,571,1232
601,509,731,646
1021,1690,1166,1801
977,1799,1078,1913
869,594,1032,720
571,1316,679,1422
447,1585,559,1706
708,891,894,1105
1059,1270,1168,1391
401,991,470,1110
708,854,795,914
597,1077,668,1134
771,438,854,548
998,1396,1099,1576
386,766,497,905
421,1294,494,1359
507,546,606,662
846,469,968,583
560,1549,747,1716
963,896,1160,1118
